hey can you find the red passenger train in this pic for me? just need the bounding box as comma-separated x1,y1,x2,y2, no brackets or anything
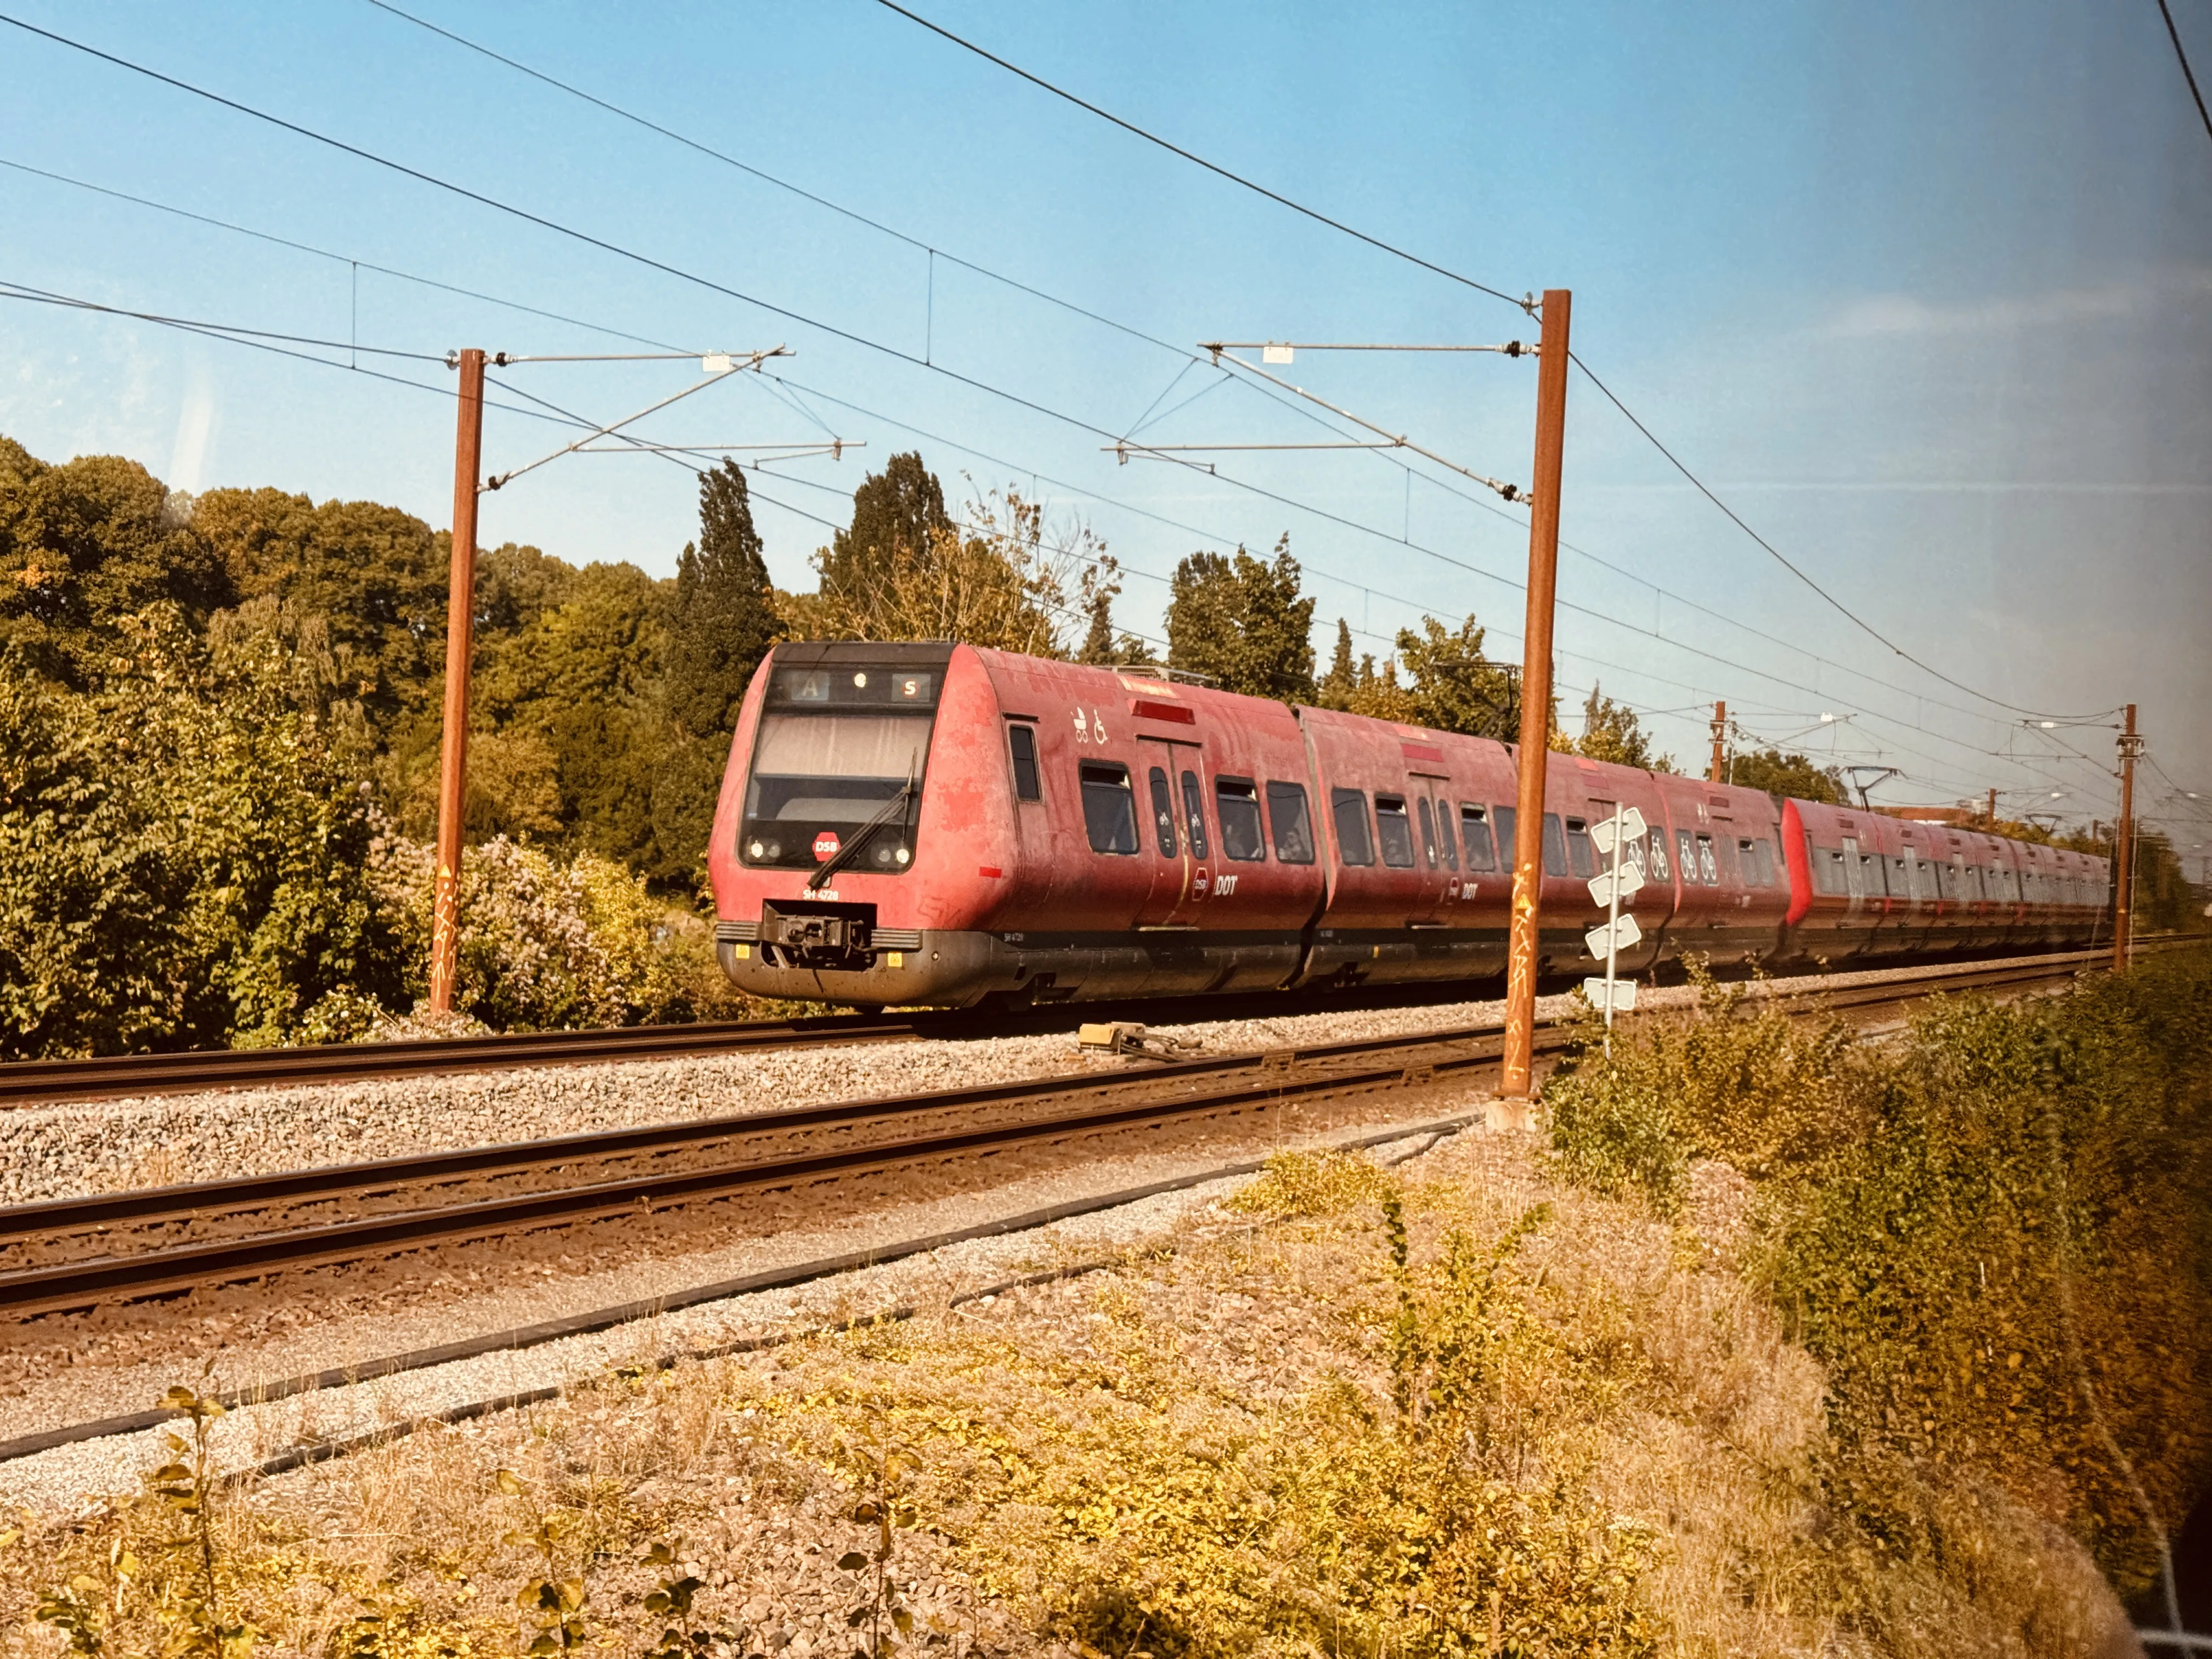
707,642,2111,1007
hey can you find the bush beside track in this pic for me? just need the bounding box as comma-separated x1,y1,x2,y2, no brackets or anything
1546,945,2212,1643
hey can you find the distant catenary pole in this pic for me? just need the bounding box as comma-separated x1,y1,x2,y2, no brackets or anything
2114,703,2140,972
1499,289,1571,1108
1707,701,1726,784
428,348,487,1015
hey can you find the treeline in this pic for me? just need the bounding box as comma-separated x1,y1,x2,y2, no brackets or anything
13,432,2133,1058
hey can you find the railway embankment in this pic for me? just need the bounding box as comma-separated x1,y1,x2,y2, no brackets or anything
0,950,2200,1655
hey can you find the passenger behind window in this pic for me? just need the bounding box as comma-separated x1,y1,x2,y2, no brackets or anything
1215,778,1266,861
1331,788,1374,866
1375,795,1416,867
1458,804,1496,871
1266,782,1314,863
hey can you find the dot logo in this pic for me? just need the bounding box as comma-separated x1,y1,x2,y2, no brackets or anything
812,831,842,862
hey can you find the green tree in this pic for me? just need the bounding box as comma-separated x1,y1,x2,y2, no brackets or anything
1164,537,1316,702
656,462,777,884
665,462,776,741
1572,683,1674,770
817,450,951,618
1316,618,1358,709
1078,584,1119,665
1394,614,1519,738
1729,748,1846,803
195,486,448,726
0,439,232,686
0,602,399,1057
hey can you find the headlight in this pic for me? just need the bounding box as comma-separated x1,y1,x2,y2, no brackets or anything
895,846,911,866
764,840,781,860
748,840,765,859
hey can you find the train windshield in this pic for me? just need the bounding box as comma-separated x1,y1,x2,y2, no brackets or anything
740,661,941,873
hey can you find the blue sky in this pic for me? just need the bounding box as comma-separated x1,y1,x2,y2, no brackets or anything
2,1,2207,851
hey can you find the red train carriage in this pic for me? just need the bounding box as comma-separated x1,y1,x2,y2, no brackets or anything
710,642,2111,1007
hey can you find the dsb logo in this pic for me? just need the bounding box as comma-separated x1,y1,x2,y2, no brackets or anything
812,831,842,861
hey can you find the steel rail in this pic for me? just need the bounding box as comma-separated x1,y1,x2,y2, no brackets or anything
0,954,2111,1322
3,941,2178,1109
0,950,2111,1252
0,1009,926,1107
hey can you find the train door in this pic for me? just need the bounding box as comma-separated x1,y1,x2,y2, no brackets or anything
1410,776,1454,921
1839,835,1867,914
1135,736,1206,927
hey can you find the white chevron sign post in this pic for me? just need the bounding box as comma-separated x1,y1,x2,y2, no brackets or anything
1583,803,1649,1048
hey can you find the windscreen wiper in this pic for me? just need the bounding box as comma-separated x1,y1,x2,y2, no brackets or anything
806,780,915,892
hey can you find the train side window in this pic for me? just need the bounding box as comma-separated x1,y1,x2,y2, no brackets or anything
1648,830,1671,881
1542,814,1568,878
1179,771,1210,861
1696,834,1719,885
1433,797,1457,870
1266,782,1316,863
1331,788,1375,867
1216,777,1266,861
1741,838,1769,886
1493,806,1516,870
1148,768,1178,859
1079,763,1139,855
1375,795,1417,867
1564,817,1597,878
1459,805,1498,871
1007,724,1042,802
1415,797,1439,868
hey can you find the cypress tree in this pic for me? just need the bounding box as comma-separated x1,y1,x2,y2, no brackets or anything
656,462,778,885
664,461,776,740
817,452,950,613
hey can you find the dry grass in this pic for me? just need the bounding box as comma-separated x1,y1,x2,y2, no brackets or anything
0,1135,2144,1658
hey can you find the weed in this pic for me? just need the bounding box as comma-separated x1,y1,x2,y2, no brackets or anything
1224,1147,1393,1220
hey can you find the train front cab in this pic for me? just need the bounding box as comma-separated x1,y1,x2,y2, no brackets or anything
710,642,1336,1007
709,639,1017,1006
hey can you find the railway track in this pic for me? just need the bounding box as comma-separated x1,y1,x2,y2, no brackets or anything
0,952,2111,1327
0,1007,929,1108
1,941,2178,1109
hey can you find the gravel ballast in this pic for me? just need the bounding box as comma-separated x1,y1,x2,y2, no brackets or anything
0,953,2063,1206
0,1113,1465,1513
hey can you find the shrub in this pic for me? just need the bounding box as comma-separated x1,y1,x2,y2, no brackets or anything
368,823,749,1032
0,604,399,1057
1543,962,1859,1214
1543,946,2212,1630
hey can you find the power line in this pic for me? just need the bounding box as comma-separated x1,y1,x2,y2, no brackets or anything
1566,351,2116,725
0,278,444,360
862,0,2126,732
0,154,690,356
2156,0,2212,145
1,36,2068,780
359,0,1211,369
1,25,2094,801
868,0,1529,313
